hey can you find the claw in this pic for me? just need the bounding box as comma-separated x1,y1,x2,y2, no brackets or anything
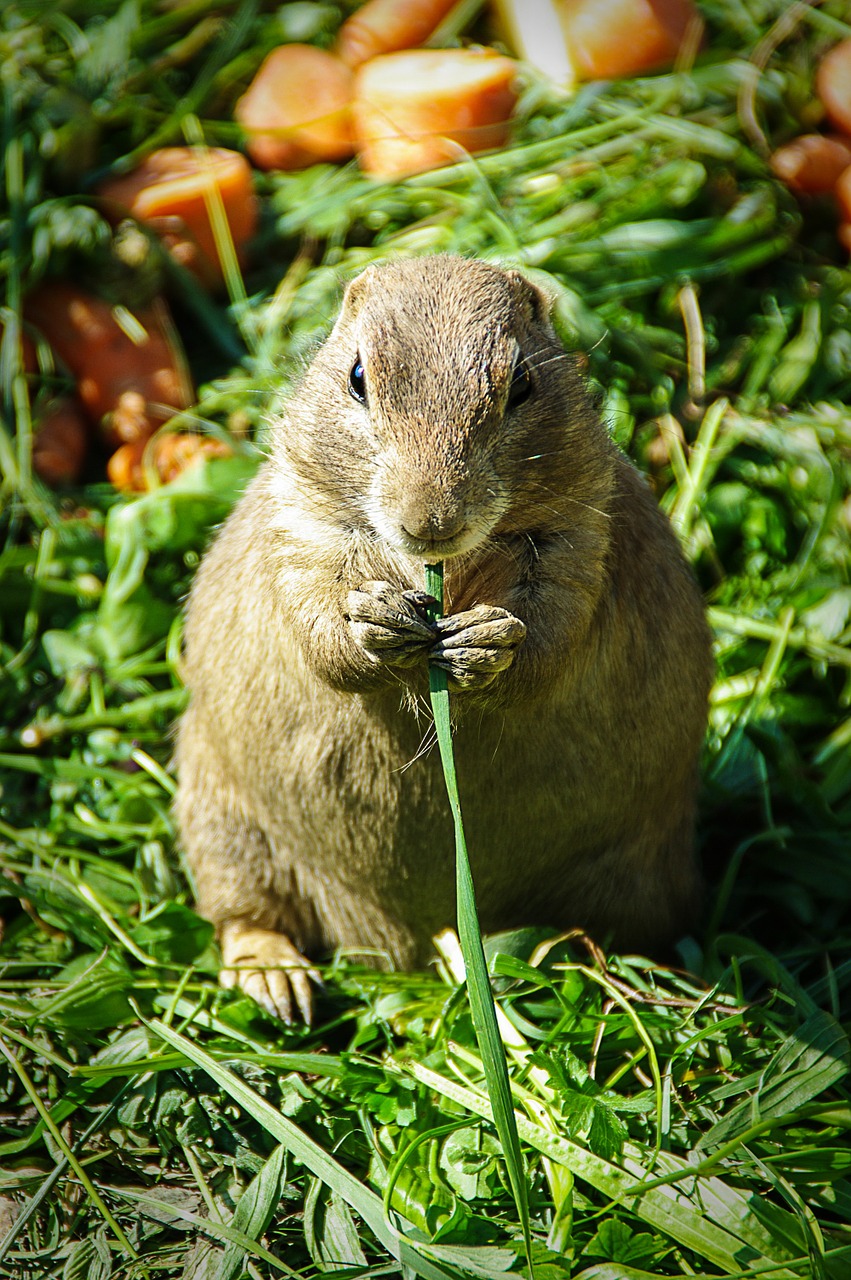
219,924,321,1024
347,581,436,667
431,605,526,690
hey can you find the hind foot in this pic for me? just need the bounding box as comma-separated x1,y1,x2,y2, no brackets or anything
219,922,321,1024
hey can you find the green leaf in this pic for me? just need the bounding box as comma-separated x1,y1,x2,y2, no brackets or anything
32,967,133,1031
415,1240,522,1280
41,629,98,677
303,1178,368,1272
62,1235,112,1280
75,0,138,95
376,1134,462,1237
439,1127,501,1201
214,1144,288,1280
586,1104,628,1164
582,1220,661,1267
129,902,214,966
95,454,258,660
530,1047,637,1161
574,1268,672,1280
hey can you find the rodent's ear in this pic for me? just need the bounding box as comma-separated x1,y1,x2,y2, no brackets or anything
506,269,554,324
339,265,379,322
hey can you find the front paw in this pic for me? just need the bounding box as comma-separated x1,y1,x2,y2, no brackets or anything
347,581,436,670
432,605,527,690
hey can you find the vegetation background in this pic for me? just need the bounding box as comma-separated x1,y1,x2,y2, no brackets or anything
1,1,850,1276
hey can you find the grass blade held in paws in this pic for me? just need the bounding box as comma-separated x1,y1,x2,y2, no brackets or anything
423,560,534,1276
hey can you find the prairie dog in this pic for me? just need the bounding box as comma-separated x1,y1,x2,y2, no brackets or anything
175,255,712,1021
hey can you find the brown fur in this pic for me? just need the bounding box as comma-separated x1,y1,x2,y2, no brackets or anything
175,256,713,1018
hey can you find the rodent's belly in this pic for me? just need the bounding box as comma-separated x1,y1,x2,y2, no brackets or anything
248,695,641,954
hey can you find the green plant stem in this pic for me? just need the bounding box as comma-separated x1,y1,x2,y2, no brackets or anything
423,561,534,1278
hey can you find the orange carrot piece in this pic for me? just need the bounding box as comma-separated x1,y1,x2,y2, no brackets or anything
153,432,231,483
817,38,851,137
837,221,851,254
335,0,459,68
770,133,851,196
25,284,193,448
107,432,231,493
98,147,257,286
833,164,851,223
32,398,90,486
494,0,576,85
354,48,519,180
106,439,147,492
235,45,355,171
559,0,701,80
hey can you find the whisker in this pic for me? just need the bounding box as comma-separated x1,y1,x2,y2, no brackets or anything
397,723,438,771
527,481,613,522
526,349,576,376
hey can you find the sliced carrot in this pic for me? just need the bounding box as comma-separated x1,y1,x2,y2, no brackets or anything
354,48,519,180
25,284,193,448
494,0,577,85
154,432,232,483
32,398,90,487
770,133,851,196
837,221,851,253
235,45,355,170
817,38,851,137
833,164,851,222
559,0,701,80
107,432,232,493
106,439,147,492
98,147,257,287
335,0,459,68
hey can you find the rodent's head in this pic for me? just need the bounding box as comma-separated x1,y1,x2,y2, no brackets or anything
279,255,613,560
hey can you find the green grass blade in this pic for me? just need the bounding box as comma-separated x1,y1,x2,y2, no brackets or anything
423,561,534,1278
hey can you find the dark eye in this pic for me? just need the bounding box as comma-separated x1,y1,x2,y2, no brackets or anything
508,356,532,409
349,356,367,405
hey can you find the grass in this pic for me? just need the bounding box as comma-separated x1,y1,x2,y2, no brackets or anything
1,0,851,1276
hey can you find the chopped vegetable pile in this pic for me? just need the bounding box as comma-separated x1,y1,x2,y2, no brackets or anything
1,1,850,1276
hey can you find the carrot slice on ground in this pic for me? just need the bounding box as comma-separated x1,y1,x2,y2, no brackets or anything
354,47,519,180
98,147,257,286
335,0,459,68
32,398,90,486
832,165,851,224
558,0,701,80
770,133,851,196
235,45,355,170
494,0,577,85
25,284,193,448
817,39,851,137
107,432,231,493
